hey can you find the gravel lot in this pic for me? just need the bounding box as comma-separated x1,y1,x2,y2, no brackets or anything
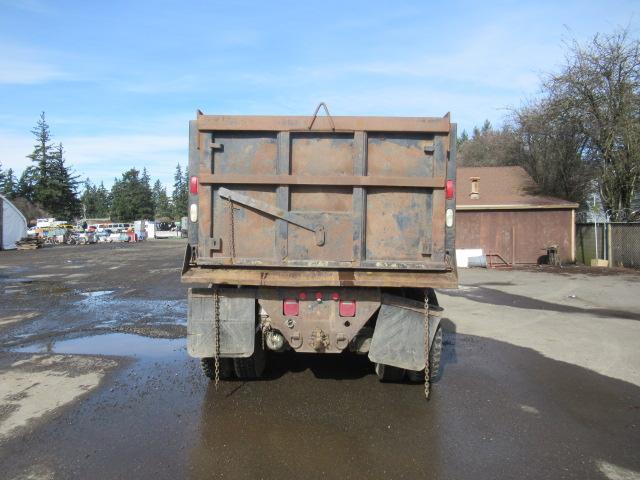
0,240,638,480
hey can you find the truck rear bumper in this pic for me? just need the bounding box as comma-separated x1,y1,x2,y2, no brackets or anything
182,265,458,289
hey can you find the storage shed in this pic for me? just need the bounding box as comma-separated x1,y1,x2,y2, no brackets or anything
455,166,578,265
0,194,28,250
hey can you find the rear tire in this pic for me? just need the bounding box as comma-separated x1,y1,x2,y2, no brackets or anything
407,325,443,383
201,357,235,380
375,363,405,382
233,333,266,379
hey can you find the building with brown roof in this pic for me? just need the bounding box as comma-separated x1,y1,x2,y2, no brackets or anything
456,166,579,265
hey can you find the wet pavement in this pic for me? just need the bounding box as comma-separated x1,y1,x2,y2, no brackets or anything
1,241,639,479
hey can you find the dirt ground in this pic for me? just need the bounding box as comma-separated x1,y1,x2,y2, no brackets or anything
0,240,639,480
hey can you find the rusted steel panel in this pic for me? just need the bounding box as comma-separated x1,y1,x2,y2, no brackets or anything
367,133,435,177
186,113,457,287
198,173,446,188
456,209,573,264
197,115,451,133
182,267,458,288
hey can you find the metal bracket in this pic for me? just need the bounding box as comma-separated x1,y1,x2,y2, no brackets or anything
218,187,326,246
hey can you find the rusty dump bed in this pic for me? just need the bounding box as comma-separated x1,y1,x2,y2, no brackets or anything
182,111,458,288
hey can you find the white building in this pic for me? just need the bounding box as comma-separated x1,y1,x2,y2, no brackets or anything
1,195,28,250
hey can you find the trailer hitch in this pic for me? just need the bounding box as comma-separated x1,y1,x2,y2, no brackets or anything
218,187,326,246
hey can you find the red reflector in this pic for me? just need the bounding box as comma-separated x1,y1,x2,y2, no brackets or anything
283,299,299,316
189,176,198,194
339,300,356,317
298,292,307,300
315,292,323,301
331,292,340,301
446,179,454,200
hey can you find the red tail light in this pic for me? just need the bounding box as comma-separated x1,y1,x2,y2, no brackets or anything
298,292,307,300
189,176,198,194
283,298,299,316
446,179,454,200
339,300,356,317
331,292,340,301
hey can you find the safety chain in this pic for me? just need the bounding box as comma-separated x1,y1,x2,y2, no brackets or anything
227,198,236,261
424,290,431,400
213,285,221,389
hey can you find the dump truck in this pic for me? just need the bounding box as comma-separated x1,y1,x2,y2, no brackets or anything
182,107,457,394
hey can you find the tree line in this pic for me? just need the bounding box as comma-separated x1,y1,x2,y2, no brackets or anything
81,164,188,221
458,28,639,221
0,113,189,222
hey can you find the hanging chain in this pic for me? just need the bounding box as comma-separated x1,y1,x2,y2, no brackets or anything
213,285,221,389
424,290,431,400
227,198,236,261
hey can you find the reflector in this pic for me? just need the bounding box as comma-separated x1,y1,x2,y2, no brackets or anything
283,299,299,316
189,176,198,194
339,300,356,317
446,179,455,200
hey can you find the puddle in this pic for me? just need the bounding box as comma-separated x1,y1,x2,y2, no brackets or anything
14,333,186,360
76,294,187,324
81,290,114,298
0,277,34,284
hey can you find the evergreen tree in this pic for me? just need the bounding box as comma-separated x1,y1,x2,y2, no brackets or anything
49,143,81,219
0,161,5,192
27,112,56,208
2,168,17,198
24,112,81,219
82,179,112,218
16,167,38,202
172,164,188,219
95,182,111,217
152,179,173,218
110,168,154,221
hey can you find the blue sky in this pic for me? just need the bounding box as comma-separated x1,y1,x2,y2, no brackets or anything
0,0,637,191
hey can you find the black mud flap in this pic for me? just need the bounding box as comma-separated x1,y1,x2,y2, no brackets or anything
187,288,257,358
368,294,441,371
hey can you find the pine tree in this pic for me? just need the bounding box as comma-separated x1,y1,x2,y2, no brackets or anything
110,168,154,221
17,167,38,202
95,182,111,217
172,164,188,219
0,161,5,193
27,112,56,208
2,168,17,198
152,179,173,219
49,143,81,219
24,112,81,219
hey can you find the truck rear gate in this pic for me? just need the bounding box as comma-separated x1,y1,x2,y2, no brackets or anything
183,111,457,288
182,109,457,391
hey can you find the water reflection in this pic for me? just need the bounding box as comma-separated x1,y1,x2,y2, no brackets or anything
189,352,442,479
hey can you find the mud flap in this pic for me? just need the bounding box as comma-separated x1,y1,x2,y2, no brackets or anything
187,288,256,358
368,294,441,371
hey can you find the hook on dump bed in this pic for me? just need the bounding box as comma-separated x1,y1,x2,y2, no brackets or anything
308,102,335,131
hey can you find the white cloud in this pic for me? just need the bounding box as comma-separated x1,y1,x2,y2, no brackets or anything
0,130,186,189
0,132,32,171
0,44,65,85
63,134,186,187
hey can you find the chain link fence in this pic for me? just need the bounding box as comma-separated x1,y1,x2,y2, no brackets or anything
576,222,640,268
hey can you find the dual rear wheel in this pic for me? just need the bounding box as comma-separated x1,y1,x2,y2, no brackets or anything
375,326,443,383
201,332,266,381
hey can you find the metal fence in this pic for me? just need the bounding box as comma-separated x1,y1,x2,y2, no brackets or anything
576,223,640,268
